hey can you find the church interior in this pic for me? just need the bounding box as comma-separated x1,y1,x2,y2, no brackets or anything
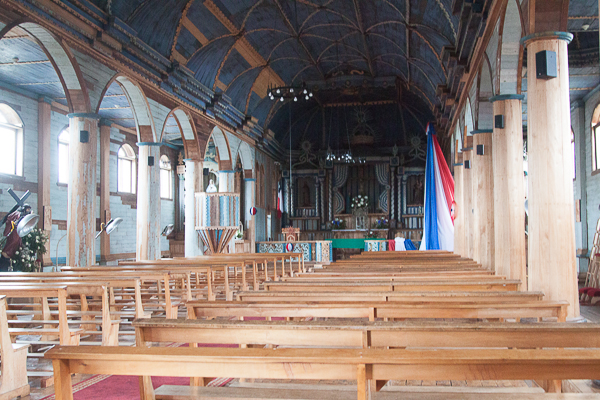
1,0,600,398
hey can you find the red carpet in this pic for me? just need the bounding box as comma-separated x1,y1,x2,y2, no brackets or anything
41,343,235,400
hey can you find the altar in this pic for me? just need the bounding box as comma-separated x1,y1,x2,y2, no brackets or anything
257,241,332,263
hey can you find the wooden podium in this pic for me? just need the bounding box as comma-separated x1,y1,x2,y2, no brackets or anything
195,192,240,254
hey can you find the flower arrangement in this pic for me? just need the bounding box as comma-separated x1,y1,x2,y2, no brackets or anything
374,217,389,229
351,194,368,210
365,230,378,239
235,230,243,239
12,228,48,272
331,218,345,229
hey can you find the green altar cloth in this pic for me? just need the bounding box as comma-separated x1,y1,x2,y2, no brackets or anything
331,238,367,249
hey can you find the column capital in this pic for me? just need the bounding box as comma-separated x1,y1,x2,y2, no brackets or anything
99,118,113,127
489,94,525,103
136,141,162,147
37,96,53,104
471,129,493,135
520,31,573,46
67,113,102,120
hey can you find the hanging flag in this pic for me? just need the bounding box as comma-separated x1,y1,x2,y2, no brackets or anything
277,180,283,219
420,123,455,251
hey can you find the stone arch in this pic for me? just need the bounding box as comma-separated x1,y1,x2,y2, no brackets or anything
96,73,157,142
206,126,232,170
0,20,90,113
160,107,201,160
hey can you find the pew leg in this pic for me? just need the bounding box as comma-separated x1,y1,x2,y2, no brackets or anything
536,379,562,393
357,364,371,400
52,359,74,400
139,376,155,400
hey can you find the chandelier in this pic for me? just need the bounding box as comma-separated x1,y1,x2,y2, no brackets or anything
268,84,313,102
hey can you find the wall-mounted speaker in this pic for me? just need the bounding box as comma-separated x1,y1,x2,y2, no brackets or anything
282,170,290,178
80,130,89,143
536,50,557,80
203,168,209,176
494,115,505,129
476,144,485,156
464,160,471,169
148,156,154,167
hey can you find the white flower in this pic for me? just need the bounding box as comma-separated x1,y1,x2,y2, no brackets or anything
358,195,362,199
15,251,19,255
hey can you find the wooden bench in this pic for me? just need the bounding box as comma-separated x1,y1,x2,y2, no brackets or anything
133,318,600,398
0,295,29,400
236,290,545,303
263,280,522,292
151,386,600,400
0,285,82,345
45,345,600,400
186,300,568,322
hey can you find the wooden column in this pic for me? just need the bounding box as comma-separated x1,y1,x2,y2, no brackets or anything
491,95,526,283
99,122,111,262
136,143,161,261
66,113,99,268
184,159,203,257
523,32,579,319
37,97,52,266
472,130,495,271
453,155,464,257
218,171,235,192
245,178,256,253
462,141,476,261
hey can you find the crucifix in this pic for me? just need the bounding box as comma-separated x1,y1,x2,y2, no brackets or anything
0,189,31,227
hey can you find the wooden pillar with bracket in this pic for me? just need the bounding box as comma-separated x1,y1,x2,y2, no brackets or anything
37,97,52,266
453,153,464,257
136,142,161,261
491,95,526,283
67,113,99,267
462,138,476,261
472,129,494,271
523,31,579,319
99,121,111,262
184,159,203,257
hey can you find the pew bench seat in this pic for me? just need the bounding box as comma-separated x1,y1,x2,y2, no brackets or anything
45,346,600,400
152,385,600,400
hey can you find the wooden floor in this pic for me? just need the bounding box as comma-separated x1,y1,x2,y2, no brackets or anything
19,304,600,399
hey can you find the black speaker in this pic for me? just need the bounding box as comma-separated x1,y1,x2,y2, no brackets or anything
494,115,505,129
464,160,471,169
148,156,154,166
203,168,209,176
477,144,485,156
536,50,557,80
80,130,89,143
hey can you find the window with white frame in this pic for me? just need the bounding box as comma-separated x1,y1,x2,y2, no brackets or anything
58,129,69,184
592,104,600,173
0,104,23,176
117,144,136,193
159,155,172,199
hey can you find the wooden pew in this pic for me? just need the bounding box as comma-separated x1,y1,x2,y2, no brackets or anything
236,290,545,303
135,318,600,349
0,295,30,400
0,285,82,345
263,279,522,292
0,275,178,319
133,318,600,398
45,345,600,400
186,300,568,322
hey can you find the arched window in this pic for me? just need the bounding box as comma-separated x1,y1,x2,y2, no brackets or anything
159,155,172,199
117,144,136,194
58,129,69,184
0,104,23,176
592,105,600,172
571,128,576,181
